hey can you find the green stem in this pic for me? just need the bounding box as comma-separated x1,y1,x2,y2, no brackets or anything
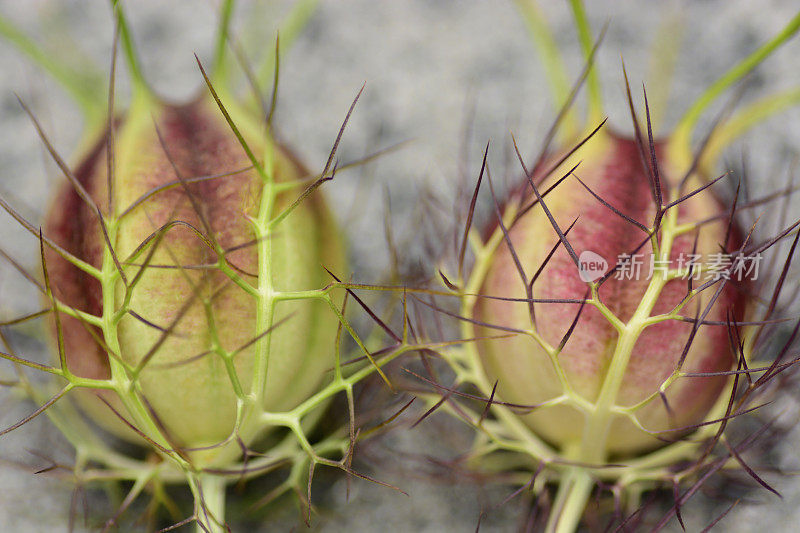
514,0,579,141
195,473,228,533
546,465,595,533
579,323,645,462
568,0,603,126
212,0,236,85
256,0,320,89
252,180,276,403
99,219,192,474
644,12,684,131
109,0,149,100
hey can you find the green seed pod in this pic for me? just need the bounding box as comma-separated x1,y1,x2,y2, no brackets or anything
44,93,345,453
0,2,409,531
475,130,742,456
427,3,800,531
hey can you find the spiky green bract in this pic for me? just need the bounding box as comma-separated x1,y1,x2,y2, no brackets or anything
475,130,742,457
419,3,800,532
45,87,349,461
0,2,412,531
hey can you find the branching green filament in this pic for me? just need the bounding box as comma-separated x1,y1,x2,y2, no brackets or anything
433,184,752,533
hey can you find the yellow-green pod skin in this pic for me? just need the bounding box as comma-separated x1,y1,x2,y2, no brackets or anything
44,93,345,457
474,130,743,457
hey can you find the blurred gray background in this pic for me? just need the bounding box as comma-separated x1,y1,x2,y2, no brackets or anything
0,0,799,531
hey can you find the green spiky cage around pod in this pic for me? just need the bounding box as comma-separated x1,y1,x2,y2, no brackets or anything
0,1,796,532
0,1,422,531
422,2,800,532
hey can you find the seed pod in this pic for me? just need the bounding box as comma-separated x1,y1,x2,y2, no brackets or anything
45,94,345,450
0,0,407,532
0,3,399,530
431,3,800,531
474,129,742,456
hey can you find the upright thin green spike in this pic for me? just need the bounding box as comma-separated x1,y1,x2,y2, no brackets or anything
568,0,603,126
514,0,579,141
195,54,266,181
212,0,236,87
644,11,684,131
670,11,800,171
109,0,150,103
256,0,319,89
